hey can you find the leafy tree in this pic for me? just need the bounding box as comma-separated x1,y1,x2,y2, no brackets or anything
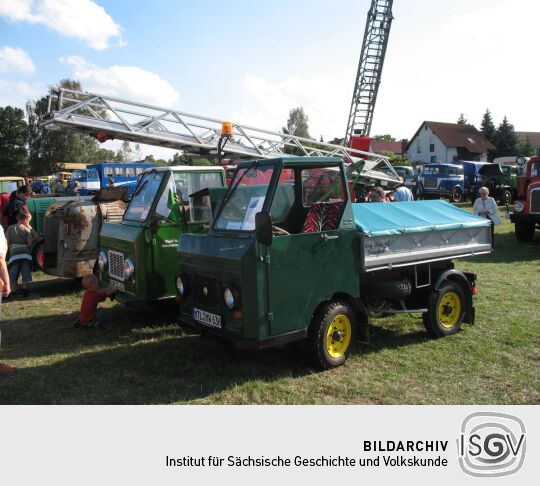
480,109,496,144
456,113,468,125
0,106,28,176
26,79,102,174
494,116,518,157
372,134,396,141
515,138,536,157
133,143,143,161
283,107,313,155
116,140,134,162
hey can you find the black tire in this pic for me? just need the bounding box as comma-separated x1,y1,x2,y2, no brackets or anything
309,301,357,369
515,221,535,242
451,187,462,203
499,189,512,206
362,278,412,299
423,281,466,337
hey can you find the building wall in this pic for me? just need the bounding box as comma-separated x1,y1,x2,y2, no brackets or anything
406,125,449,164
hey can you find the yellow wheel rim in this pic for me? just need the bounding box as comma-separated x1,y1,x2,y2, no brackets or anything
438,291,462,328
326,314,352,358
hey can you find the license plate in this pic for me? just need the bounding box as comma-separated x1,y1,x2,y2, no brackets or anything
109,279,125,292
193,307,222,329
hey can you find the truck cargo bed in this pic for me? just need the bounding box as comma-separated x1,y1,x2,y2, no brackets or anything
353,200,492,271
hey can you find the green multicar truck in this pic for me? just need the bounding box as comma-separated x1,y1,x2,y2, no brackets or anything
96,166,226,305
175,156,492,369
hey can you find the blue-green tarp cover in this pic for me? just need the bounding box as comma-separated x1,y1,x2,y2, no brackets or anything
352,200,491,237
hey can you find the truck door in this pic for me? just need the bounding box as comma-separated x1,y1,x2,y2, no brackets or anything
264,166,358,337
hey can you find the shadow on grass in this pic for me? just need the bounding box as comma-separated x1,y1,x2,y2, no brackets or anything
7,276,82,301
469,230,540,264
0,333,313,404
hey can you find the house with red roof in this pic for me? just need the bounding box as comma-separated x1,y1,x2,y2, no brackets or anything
405,121,495,164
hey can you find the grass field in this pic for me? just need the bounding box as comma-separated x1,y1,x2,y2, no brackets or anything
0,206,538,404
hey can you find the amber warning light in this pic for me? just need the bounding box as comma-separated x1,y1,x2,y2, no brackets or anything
221,122,233,137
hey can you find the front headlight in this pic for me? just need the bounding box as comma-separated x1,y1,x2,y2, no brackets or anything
124,258,135,281
514,201,524,213
223,286,240,310
97,251,108,271
176,274,190,296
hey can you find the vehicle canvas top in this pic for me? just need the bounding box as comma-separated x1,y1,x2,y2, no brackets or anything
478,164,505,177
353,200,490,237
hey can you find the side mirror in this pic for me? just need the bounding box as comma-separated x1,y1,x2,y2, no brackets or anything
150,214,159,235
255,212,273,246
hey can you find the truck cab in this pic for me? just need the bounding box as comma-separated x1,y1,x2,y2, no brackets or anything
510,154,540,241
176,157,490,368
97,166,226,304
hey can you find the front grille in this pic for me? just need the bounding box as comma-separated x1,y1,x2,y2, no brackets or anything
531,189,540,213
424,178,437,188
192,273,220,308
108,250,124,280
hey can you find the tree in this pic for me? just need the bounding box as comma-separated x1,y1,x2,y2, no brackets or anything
26,79,101,174
133,143,143,161
283,107,312,155
494,116,518,157
117,140,134,162
515,138,536,157
372,134,396,141
456,113,468,125
480,109,496,144
0,106,28,176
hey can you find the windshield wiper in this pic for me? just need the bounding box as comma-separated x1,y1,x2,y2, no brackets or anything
133,179,148,197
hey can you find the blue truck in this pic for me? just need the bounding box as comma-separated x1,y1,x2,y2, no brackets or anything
417,161,487,202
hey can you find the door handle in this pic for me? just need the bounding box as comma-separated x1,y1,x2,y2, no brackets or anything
321,233,339,241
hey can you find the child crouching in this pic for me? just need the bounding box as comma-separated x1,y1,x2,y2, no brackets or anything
75,274,117,328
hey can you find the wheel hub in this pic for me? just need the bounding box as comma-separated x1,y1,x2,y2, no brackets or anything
331,329,343,342
442,304,453,316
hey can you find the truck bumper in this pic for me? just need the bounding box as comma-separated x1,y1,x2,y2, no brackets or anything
510,213,540,224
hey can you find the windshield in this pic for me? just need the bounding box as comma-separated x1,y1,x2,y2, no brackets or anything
174,172,223,204
123,171,164,222
214,165,275,231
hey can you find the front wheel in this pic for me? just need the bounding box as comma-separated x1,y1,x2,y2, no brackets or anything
423,281,466,337
309,301,356,369
451,187,462,203
500,189,512,206
515,221,535,242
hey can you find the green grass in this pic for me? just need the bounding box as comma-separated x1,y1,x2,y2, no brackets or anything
0,206,538,404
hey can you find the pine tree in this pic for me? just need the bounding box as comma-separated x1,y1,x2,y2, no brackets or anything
457,113,468,124
494,116,518,157
480,109,496,144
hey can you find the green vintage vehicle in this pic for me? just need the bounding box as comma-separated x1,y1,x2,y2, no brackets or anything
96,166,226,305
176,156,493,369
476,163,518,205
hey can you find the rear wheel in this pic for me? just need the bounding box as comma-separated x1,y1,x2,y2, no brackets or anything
309,301,356,369
515,221,535,242
423,281,466,337
32,242,44,271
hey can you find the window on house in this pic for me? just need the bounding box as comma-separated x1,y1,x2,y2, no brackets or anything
430,143,435,152
430,156,437,163
416,140,420,153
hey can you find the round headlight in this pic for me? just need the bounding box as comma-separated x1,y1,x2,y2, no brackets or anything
514,201,524,213
223,287,240,310
97,251,108,271
123,258,135,281
176,275,185,295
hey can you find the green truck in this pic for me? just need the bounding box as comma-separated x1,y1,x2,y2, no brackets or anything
175,156,492,368
96,166,226,305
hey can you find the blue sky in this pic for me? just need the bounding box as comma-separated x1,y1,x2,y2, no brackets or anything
0,0,537,159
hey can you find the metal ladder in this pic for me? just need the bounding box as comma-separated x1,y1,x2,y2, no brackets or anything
41,88,400,186
345,0,394,142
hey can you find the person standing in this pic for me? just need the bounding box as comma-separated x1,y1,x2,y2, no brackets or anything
5,212,36,297
0,224,15,373
473,186,501,247
4,186,30,226
393,185,414,202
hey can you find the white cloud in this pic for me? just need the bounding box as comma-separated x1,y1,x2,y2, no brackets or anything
233,73,351,142
0,78,46,108
0,0,124,50
61,56,180,106
0,46,35,74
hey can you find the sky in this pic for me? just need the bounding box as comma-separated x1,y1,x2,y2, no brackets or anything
0,0,537,160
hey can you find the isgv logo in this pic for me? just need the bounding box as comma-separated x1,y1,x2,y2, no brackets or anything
457,412,526,477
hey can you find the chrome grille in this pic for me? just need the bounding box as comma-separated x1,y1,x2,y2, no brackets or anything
424,177,437,188
108,250,124,280
531,189,540,213
192,274,220,308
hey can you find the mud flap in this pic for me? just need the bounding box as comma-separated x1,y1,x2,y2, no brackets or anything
464,305,475,325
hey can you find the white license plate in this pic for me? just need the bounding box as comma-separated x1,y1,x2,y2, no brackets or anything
193,307,222,329
109,279,125,292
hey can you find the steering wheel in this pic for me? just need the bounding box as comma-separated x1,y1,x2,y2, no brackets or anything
272,225,290,236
